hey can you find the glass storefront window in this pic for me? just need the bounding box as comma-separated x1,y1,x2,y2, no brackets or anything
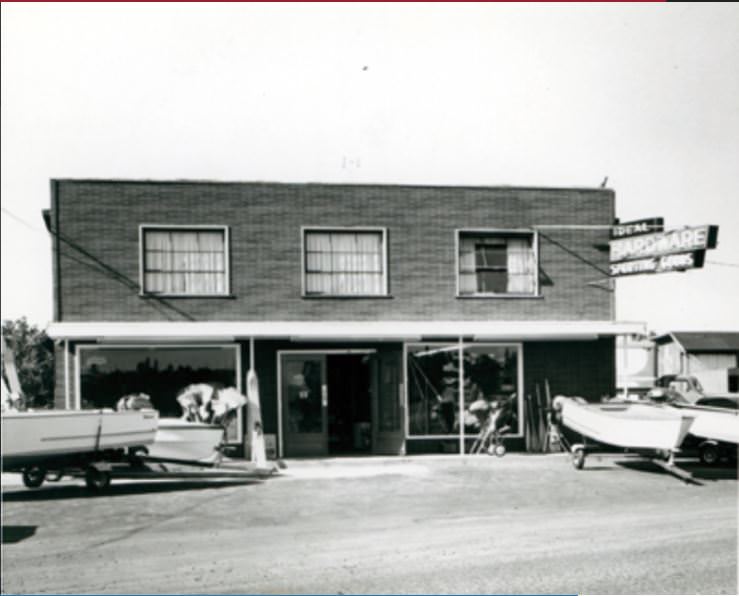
407,344,460,436
463,346,519,438
79,346,240,440
407,343,520,438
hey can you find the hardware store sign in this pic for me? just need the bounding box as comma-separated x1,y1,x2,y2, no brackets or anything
610,251,705,277
609,223,718,277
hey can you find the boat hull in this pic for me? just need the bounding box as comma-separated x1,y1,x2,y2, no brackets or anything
676,405,739,445
1,409,159,469
148,418,224,462
556,398,694,451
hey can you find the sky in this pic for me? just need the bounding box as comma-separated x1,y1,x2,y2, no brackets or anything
1,3,738,334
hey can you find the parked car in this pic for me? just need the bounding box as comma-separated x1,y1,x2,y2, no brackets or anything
656,374,738,404
694,395,739,410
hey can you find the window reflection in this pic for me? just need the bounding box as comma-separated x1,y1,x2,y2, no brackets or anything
463,346,518,437
285,359,323,433
407,345,460,436
79,347,239,439
407,344,519,438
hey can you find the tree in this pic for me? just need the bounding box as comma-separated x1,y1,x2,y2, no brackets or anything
1,317,55,409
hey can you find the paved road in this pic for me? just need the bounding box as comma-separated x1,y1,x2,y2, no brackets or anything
2,454,737,594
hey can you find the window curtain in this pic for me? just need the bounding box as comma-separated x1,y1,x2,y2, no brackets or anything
458,236,478,294
458,233,536,295
506,237,536,293
144,230,226,294
305,231,383,295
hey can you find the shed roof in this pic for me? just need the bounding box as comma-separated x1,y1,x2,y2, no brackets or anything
656,332,739,352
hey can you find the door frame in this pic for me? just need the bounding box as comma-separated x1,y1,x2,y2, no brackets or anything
277,348,377,458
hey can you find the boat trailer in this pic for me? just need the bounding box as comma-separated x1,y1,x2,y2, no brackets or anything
7,448,280,492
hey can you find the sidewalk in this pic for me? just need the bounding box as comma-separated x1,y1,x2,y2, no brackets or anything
2,453,570,486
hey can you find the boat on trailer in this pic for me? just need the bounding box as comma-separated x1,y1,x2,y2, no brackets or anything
1,409,272,491
1,338,277,491
551,396,697,482
147,417,225,462
553,397,695,451
1,408,160,488
1,408,159,469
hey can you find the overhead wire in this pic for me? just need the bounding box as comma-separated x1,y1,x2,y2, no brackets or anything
1,206,196,320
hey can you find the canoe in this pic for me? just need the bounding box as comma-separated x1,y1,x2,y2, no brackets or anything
1,409,159,469
147,418,225,462
553,396,695,451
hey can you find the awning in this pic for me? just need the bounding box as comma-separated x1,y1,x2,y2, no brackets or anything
46,320,647,343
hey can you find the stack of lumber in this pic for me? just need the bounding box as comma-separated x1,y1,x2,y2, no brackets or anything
524,380,557,453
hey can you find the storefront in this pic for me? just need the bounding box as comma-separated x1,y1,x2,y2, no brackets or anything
45,177,645,458
47,320,644,458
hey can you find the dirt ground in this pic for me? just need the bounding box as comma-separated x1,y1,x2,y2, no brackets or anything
1,453,737,595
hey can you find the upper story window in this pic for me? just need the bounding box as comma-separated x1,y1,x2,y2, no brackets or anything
303,228,388,297
457,230,538,297
140,225,229,296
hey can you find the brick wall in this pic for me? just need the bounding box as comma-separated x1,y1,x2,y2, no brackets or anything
52,180,614,322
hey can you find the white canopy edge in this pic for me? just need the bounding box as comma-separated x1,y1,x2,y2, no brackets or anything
46,320,647,342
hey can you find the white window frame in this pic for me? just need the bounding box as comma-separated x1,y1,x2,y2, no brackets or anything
139,224,231,297
301,226,389,298
404,341,524,440
75,343,243,444
455,228,539,298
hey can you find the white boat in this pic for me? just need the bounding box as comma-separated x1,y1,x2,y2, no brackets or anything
671,403,739,445
553,396,695,451
1,409,159,469
147,417,225,462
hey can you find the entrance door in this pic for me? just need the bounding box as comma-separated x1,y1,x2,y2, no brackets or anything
327,354,373,454
281,354,328,457
373,349,405,455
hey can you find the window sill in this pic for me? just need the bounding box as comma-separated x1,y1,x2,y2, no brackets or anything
302,294,394,300
456,293,543,300
140,293,237,299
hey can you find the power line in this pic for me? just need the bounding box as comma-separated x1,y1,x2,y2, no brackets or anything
2,205,195,320
1,207,44,232
706,261,739,268
537,231,611,277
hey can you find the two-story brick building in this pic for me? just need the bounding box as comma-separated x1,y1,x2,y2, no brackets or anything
43,179,643,457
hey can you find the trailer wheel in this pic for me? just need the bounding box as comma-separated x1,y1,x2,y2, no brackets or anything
22,466,46,488
656,449,671,462
46,471,63,482
572,448,586,470
85,467,111,491
699,443,720,466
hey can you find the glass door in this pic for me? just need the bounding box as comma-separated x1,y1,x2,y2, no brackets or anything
281,354,328,456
